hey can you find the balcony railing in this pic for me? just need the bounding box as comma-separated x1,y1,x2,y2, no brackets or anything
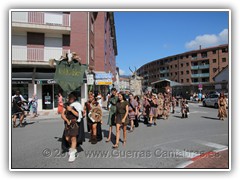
12,46,70,62
191,64,210,70
12,12,70,27
191,73,210,78
160,69,169,74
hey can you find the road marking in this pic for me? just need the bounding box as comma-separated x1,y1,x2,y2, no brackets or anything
195,141,228,150
175,160,194,168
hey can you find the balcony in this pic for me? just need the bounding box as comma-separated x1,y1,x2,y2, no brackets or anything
191,64,210,70
12,46,69,62
191,73,210,78
160,69,169,74
12,12,71,33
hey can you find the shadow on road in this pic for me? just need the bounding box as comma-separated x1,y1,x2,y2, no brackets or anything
201,116,220,120
173,115,183,119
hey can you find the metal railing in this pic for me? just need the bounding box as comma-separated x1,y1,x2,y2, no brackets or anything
191,73,210,78
191,64,209,70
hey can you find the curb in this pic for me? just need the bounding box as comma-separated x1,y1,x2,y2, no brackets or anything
175,148,228,168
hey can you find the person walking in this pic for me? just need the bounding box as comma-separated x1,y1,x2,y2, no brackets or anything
218,92,227,120
12,90,26,128
84,93,103,144
128,93,138,132
163,92,171,120
31,94,38,118
148,94,158,126
142,94,151,124
112,92,129,148
171,96,177,114
61,93,85,162
157,93,164,118
58,92,64,114
106,88,118,143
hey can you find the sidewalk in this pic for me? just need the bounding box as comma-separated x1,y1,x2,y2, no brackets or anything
185,149,229,169
27,107,109,121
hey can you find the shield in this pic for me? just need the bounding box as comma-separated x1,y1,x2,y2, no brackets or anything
88,107,103,123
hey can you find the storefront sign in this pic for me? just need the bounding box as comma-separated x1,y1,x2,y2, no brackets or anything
12,80,32,84
95,79,112,85
95,73,112,79
35,79,57,84
87,74,94,85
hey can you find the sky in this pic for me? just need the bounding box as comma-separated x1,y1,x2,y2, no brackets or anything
114,11,229,75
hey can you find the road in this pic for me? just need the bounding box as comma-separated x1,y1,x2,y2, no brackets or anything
11,103,229,169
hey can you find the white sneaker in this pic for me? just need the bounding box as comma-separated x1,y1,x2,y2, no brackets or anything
68,148,77,162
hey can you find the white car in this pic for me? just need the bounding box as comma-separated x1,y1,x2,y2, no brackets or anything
202,94,219,108
202,93,228,108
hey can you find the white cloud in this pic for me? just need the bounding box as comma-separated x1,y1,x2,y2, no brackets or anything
185,29,228,50
119,69,125,75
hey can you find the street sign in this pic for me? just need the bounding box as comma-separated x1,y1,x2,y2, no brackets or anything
95,79,112,85
87,74,94,85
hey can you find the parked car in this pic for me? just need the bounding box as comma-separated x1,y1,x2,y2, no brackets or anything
202,93,219,108
203,92,228,108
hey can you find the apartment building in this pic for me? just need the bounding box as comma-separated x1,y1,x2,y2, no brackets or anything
11,11,117,110
137,44,229,92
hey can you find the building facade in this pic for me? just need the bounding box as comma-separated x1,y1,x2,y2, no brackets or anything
137,44,229,93
11,11,117,110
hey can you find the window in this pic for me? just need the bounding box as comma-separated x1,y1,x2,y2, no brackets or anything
222,48,228,53
187,79,189,83
27,32,44,45
175,64,178,68
170,73,173,76
181,63,183,67
212,50,216,54
186,62,189,66
181,79,184,83
186,70,189,74
170,65,172,69
212,59,217,63
175,72,178,75
222,58,227,62
62,34,70,46
175,79,178,82
181,71,184,75
186,55,189,58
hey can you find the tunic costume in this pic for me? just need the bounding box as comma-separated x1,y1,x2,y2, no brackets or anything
61,101,85,153
107,95,118,126
218,97,227,119
115,101,129,125
157,96,164,116
128,99,138,121
85,101,103,141
149,98,158,117
163,93,171,119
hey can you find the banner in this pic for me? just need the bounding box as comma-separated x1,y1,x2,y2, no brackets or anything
54,60,87,92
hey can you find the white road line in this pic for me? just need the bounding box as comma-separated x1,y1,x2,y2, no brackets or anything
175,160,194,168
195,141,228,150
214,147,228,153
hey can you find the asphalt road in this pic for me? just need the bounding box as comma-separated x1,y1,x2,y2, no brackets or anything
11,103,229,169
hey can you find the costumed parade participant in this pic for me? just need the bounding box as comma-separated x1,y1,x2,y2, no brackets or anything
61,93,85,162
84,93,103,144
